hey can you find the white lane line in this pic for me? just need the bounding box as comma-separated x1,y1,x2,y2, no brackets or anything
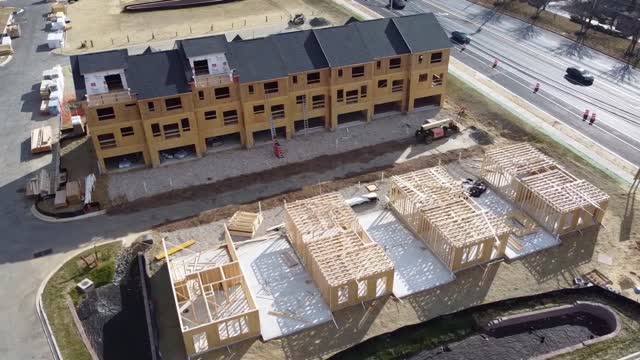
365,0,640,154
454,43,640,153
419,0,640,103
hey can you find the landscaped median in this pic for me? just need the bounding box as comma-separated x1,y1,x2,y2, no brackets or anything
40,241,123,360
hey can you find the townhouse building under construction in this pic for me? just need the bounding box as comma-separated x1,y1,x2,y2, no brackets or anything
70,13,451,172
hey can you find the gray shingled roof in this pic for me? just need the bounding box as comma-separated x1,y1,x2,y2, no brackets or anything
352,18,410,58
227,38,287,83
126,50,191,100
77,49,128,75
270,30,329,74
313,26,372,67
392,13,451,53
70,13,450,101
177,34,228,58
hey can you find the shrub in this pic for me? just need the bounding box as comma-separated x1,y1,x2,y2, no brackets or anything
89,262,116,287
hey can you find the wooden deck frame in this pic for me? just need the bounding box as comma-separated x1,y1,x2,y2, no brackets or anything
163,230,260,357
227,208,263,238
284,192,394,311
389,166,511,272
480,143,609,235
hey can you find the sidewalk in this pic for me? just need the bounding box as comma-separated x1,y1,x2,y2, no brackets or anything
335,0,638,184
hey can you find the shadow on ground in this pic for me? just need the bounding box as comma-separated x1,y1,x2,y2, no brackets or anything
520,225,599,284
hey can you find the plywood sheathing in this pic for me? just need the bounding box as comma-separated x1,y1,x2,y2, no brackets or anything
389,166,511,272
480,143,609,235
285,192,394,311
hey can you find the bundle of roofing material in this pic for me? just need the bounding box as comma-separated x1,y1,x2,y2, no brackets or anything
84,173,96,205
47,32,64,49
0,36,13,56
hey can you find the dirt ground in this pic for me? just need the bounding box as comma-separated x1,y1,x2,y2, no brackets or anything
63,0,350,53
143,75,640,360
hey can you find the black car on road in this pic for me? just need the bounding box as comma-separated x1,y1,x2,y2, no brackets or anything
389,0,406,9
451,31,471,44
565,67,594,85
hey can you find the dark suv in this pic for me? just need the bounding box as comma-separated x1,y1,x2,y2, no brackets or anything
390,0,406,9
451,31,471,44
565,67,594,85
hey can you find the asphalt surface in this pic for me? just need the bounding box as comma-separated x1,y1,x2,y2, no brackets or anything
358,0,640,167
0,2,189,358
0,0,637,359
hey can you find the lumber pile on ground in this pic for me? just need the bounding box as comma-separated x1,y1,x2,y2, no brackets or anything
31,126,53,154
227,211,263,238
25,169,51,197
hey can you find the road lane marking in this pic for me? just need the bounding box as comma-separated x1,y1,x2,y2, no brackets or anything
414,0,640,103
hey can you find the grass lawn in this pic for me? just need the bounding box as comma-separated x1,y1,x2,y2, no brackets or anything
467,0,638,64
42,242,122,360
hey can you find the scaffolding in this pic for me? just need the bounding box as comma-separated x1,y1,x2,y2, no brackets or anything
481,143,609,235
164,230,260,356
285,192,394,311
389,166,511,272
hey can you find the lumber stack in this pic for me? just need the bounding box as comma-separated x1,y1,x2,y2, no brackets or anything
54,189,67,208
66,180,82,204
31,126,53,154
227,211,263,238
25,169,52,197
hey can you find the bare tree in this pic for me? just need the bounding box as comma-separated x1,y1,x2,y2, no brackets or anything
615,12,640,56
527,0,551,18
567,0,601,37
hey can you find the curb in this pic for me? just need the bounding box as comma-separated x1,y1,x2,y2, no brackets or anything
0,55,13,67
36,239,125,360
31,205,106,223
332,0,383,20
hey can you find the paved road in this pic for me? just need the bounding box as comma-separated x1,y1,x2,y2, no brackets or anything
0,1,186,358
358,0,640,167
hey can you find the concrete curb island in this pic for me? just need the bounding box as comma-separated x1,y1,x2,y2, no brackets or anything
31,205,107,223
36,239,125,360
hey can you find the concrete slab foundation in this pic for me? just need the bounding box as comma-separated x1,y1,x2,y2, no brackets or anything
235,238,333,340
474,189,560,260
358,210,455,298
